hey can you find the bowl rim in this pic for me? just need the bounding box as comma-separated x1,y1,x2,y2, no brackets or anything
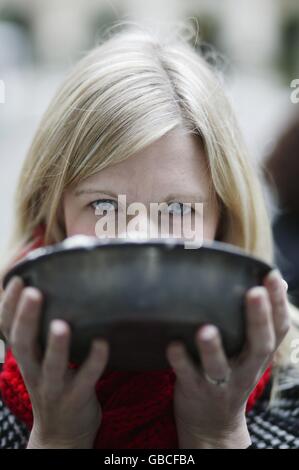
3,236,274,289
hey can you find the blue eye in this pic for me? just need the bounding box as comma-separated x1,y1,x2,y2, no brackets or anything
90,199,118,214
167,202,192,216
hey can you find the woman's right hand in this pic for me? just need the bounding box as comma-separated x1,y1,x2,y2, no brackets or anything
0,276,109,449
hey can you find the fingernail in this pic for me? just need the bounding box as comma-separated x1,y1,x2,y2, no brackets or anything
93,339,108,351
248,286,265,303
199,325,218,341
267,269,281,289
247,286,267,309
10,276,23,288
168,342,185,363
24,287,42,302
51,320,68,336
282,279,288,292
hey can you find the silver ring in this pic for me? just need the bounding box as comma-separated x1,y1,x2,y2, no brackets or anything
204,368,232,387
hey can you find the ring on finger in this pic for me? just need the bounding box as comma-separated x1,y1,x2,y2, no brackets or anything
203,367,232,387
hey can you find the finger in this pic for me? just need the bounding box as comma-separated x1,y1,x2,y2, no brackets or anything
263,269,290,346
0,276,24,340
244,286,275,372
166,340,200,392
196,325,231,386
10,287,43,383
71,339,109,401
42,320,71,399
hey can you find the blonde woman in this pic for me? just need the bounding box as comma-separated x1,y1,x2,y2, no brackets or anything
0,24,299,449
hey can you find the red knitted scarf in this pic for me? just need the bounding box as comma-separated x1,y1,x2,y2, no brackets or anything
0,226,272,448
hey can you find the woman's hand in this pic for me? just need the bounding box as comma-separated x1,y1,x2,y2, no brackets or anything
0,276,109,449
166,269,290,449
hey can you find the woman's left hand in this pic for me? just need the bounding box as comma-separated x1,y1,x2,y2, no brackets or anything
165,269,290,449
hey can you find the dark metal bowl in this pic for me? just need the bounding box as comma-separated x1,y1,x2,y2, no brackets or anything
3,236,273,370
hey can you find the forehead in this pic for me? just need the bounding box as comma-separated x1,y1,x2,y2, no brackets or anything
74,128,211,200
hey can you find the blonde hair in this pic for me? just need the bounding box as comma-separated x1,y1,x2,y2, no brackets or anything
4,22,299,398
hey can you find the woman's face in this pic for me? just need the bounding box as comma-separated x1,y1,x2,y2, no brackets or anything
62,128,220,245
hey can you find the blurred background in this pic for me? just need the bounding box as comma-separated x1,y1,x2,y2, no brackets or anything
0,0,299,304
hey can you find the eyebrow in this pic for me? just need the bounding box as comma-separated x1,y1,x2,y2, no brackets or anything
74,188,117,198
74,187,208,202
163,192,208,203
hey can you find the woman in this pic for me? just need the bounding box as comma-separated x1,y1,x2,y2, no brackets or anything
0,23,299,449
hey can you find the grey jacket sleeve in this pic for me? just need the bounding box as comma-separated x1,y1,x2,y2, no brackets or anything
0,395,29,449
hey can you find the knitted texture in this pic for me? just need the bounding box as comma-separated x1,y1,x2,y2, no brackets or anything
0,226,272,449
0,351,272,449
2,380,299,449
0,394,29,449
246,383,299,449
